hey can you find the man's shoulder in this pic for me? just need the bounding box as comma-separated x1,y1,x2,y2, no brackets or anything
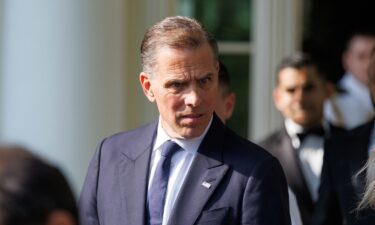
327,120,372,144
97,120,158,157
259,129,286,144
325,120,373,157
106,120,157,142
257,129,288,152
221,127,278,169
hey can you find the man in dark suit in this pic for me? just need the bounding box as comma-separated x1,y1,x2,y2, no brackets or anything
313,47,375,225
259,53,341,225
79,16,291,225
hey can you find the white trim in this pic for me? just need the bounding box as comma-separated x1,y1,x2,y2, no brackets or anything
250,0,303,141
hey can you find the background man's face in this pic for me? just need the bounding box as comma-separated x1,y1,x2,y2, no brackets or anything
344,36,375,85
141,43,219,139
273,67,328,128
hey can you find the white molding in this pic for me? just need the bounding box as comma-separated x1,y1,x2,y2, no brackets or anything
123,0,176,130
250,0,303,141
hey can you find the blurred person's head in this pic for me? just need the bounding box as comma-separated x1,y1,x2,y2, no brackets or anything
139,16,220,139
342,32,375,85
273,53,332,128
0,146,78,225
214,61,236,123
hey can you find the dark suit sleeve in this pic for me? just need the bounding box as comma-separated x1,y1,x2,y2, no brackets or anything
79,139,105,225
242,156,291,225
313,140,342,225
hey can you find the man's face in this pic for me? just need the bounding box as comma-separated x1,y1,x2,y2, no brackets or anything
344,36,375,85
140,43,219,139
273,67,329,128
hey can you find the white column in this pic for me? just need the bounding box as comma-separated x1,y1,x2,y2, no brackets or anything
0,0,126,194
250,0,303,141
123,0,176,129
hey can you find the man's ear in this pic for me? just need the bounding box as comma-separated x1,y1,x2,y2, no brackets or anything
140,72,155,102
325,81,336,98
46,210,76,225
273,88,282,111
224,93,236,120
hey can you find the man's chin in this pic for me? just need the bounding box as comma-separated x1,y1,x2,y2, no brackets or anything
177,126,206,139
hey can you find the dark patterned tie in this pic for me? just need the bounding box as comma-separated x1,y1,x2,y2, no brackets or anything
148,140,181,225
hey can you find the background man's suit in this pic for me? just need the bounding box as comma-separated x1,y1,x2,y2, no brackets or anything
260,127,313,225
79,115,291,225
259,125,343,225
314,120,375,225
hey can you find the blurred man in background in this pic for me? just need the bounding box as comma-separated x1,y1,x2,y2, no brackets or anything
260,53,342,225
217,61,302,225
325,31,375,129
314,46,375,225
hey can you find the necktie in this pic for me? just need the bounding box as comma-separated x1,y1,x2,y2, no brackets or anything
148,140,181,225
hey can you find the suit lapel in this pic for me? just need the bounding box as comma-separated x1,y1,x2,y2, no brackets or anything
350,121,374,195
118,121,158,225
167,115,229,225
279,128,314,211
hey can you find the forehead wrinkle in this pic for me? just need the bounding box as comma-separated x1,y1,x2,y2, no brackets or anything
167,60,211,80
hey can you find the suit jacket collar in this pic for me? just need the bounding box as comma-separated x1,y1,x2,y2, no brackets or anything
119,114,229,225
280,126,315,214
167,114,229,225
119,120,158,225
121,120,159,160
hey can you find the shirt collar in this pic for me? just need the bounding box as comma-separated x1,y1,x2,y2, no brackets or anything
153,115,213,153
341,73,369,97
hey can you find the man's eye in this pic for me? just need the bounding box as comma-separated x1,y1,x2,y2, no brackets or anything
167,82,185,93
286,88,295,93
170,82,183,89
199,77,212,87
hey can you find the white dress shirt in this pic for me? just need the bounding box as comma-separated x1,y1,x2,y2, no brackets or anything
285,119,327,201
324,73,374,129
147,116,212,225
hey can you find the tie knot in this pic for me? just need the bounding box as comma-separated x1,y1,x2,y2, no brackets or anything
161,140,181,158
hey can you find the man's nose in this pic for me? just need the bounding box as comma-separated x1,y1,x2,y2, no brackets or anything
293,89,305,102
184,87,202,107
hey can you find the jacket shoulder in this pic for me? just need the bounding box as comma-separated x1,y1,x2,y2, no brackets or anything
221,127,281,174
98,120,158,159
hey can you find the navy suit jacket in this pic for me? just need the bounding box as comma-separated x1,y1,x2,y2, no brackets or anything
79,115,291,225
259,127,314,225
314,120,375,225
259,124,344,225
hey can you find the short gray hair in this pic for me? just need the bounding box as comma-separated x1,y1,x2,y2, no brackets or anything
140,16,218,75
